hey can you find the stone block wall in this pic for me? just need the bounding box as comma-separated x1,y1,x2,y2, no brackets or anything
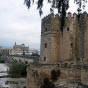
27,64,87,88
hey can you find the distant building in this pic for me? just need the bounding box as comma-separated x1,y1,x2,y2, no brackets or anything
10,42,29,55
0,48,11,56
29,50,40,56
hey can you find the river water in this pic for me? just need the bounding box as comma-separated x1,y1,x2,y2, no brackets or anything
0,64,26,88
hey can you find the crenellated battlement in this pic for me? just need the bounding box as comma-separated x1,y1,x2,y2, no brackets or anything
42,13,54,24
42,13,54,20
42,12,88,23
41,12,88,35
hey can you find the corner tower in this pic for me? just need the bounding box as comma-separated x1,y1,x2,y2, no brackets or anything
40,14,61,64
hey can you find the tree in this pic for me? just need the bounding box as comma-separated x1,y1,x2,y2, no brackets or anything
24,0,87,15
24,0,87,33
0,55,5,63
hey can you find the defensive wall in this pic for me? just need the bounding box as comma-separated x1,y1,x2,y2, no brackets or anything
27,63,88,88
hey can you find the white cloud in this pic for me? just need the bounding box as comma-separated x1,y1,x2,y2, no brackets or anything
0,0,42,49
0,0,88,49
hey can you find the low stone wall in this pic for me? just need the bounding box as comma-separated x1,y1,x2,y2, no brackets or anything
7,56,36,64
27,65,56,88
27,64,88,88
81,68,88,85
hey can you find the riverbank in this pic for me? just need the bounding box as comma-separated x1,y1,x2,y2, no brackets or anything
0,64,26,88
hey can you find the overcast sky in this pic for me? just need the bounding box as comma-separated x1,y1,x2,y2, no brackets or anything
0,0,88,49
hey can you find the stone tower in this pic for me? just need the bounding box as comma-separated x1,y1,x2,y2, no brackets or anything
40,14,61,64
27,13,88,88
40,12,88,64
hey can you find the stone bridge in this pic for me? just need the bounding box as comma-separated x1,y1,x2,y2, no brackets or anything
7,55,39,64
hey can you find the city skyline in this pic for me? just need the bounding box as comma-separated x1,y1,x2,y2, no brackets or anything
0,0,88,49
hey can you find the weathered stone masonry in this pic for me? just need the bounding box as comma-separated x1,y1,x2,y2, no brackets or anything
40,12,88,64
27,64,88,88
27,12,88,88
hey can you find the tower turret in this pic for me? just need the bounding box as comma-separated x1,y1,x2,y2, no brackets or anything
40,13,61,64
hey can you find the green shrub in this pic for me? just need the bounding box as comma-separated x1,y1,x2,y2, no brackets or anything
0,59,5,63
0,56,5,63
8,62,27,78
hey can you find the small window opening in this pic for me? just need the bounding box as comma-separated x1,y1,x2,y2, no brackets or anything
77,58,80,61
45,43,47,48
67,27,69,31
71,43,73,47
45,28,47,31
25,61,28,64
44,57,46,61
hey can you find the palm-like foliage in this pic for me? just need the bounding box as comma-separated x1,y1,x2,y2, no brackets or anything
24,0,87,15
24,0,87,33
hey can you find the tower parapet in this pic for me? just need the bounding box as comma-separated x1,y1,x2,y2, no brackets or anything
41,13,54,33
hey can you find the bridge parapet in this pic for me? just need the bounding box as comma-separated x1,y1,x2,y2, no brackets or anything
7,55,40,64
